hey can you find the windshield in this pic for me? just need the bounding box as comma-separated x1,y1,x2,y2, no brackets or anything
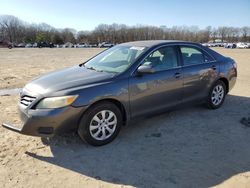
83,45,147,73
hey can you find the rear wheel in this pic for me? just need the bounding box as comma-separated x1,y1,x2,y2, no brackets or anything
78,102,122,146
207,80,226,109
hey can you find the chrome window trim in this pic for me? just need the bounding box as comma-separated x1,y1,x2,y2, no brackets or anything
131,43,217,76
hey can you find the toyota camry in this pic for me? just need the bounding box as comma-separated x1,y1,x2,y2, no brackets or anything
2,40,237,146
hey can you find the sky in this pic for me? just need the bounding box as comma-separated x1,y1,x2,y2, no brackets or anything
0,0,249,31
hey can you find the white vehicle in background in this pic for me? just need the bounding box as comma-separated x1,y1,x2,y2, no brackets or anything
207,43,216,47
89,43,98,47
76,43,87,48
202,43,209,47
32,43,38,48
63,42,74,48
98,42,114,48
237,42,249,49
17,43,25,48
25,43,33,48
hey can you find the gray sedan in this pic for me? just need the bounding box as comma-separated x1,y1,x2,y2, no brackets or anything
2,40,237,146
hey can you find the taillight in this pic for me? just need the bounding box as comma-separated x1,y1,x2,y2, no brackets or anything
232,61,237,77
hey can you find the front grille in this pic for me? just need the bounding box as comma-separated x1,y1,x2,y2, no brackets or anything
20,95,36,107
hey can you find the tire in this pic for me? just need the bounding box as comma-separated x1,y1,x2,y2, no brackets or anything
207,80,226,109
78,101,122,146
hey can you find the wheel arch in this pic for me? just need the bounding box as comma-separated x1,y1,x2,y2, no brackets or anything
217,77,229,93
78,98,128,127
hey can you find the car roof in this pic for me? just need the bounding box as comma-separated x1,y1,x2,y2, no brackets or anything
119,40,201,47
119,40,224,60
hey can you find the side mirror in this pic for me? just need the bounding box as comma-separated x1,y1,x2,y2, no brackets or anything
137,64,155,74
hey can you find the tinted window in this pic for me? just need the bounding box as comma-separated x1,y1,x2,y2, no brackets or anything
180,46,211,66
142,46,178,72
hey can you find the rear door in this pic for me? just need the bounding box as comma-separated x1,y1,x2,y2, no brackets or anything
179,45,218,102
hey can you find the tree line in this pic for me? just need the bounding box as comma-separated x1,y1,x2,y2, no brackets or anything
0,15,250,45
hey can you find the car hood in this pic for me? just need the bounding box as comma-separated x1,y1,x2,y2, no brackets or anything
24,65,114,95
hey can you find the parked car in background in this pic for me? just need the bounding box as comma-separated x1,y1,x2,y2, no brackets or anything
236,42,249,49
76,43,87,48
218,43,224,47
209,43,215,47
2,40,237,146
54,44,63,48
202,43,209,47
89,43,98,47
98,42,114,48
38,42,54,48
63,42,74,48
32,43,38,48
0,41,13,49
17,43,25,48
25,43,33,48
224,43,237,49
202,42,224,48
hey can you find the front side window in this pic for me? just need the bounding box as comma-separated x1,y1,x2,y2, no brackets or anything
84,46,147,73
142,46,178,72
180,46,211,66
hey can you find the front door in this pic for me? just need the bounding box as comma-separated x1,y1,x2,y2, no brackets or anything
129,45,183,118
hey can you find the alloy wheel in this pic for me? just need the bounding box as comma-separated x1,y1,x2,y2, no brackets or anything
211,85,224,106
89,110,117,140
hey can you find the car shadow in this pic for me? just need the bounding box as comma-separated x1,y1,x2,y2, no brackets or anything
25,94,250,187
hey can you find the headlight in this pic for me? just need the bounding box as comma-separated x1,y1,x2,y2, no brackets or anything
36,95,78,109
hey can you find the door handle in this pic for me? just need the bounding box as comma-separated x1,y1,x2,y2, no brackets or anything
174,72,181,78
211,65,217,70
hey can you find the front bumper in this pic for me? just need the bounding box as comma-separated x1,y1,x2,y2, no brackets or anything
2,104,86,137
2,123,22,133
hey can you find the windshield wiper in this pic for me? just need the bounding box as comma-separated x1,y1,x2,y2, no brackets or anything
87,66,96,70
83,65,104,72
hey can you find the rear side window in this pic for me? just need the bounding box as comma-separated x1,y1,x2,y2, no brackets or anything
180,46,212,66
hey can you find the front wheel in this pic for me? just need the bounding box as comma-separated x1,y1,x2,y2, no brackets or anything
207,80,226,109
78,102,122,146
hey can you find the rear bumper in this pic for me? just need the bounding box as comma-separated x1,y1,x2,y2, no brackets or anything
228,75,237,92
2,104,86,137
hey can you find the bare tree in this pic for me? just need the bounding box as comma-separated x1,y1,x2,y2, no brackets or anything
0,15,23,43
241,27,250,42
217,27,228,42
61,28,76,43
0,14,249,45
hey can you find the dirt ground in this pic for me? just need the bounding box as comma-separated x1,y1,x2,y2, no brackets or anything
0,47,250,188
